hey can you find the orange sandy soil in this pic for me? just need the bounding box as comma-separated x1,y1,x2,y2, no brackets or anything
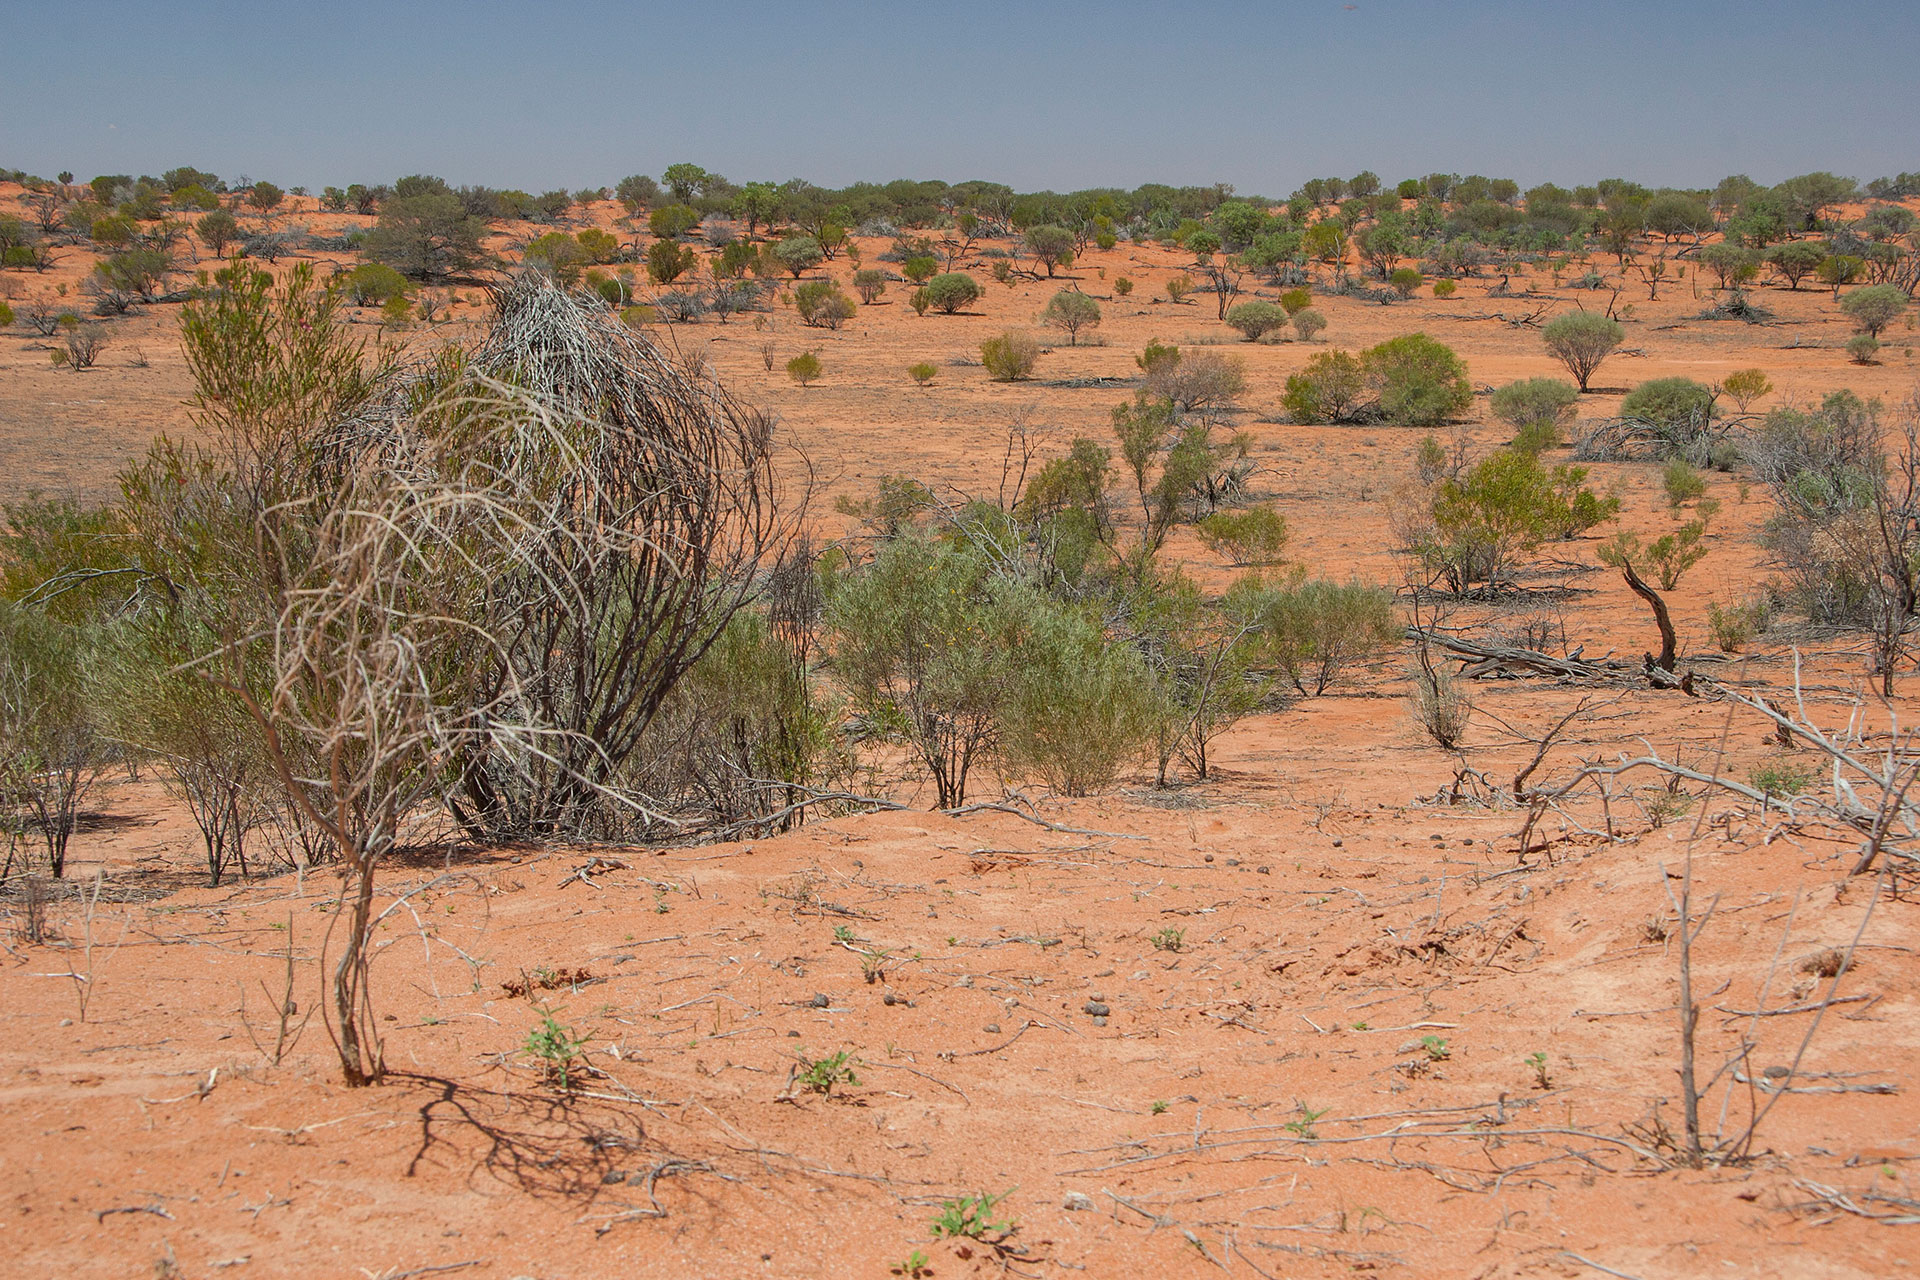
3,186,1920,1278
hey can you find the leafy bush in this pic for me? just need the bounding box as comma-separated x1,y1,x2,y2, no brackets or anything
1847,334,1881,364
902,255,939,285
1422,448,1619,593
0,300,11,328
1114,277,1134,296
1389,267,1424,298
918,272,982,314
1290,307,1327,341
1839,284,1905,337
1042,289,1102,344
1541,311,1624,392
1145,349,1245,412
852,268,888,304
998,599,1157,796
1225,301,1288,341
908,361,937,387
646,238,695,285
1706,598,1769,652
1720,368,1772,412
1663,458,1706,507
339,262,409,306
772,235,824,277
786,350,822,386
1242,575,1398,696
981,330,1041,381
364,192,488,281
1283,350,1366,423
1408,664,1470,748
1363,333,1472,426
1195,507,1289,564
794,280,857,329
1278,287,1312,315
1432,279,1457,298
1491,378,1580,431
1621,377,1716,429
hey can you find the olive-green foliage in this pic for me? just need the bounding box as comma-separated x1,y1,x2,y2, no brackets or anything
1126,569,1266,783
1235,574,1398,696
1389,267,1424,298
794,280,856,329
0,300,12,329
1023,225,1075,275
1541,311,1624,392
1224,301,1288,341
918,272,982,314
1621,377,1716,429
1195,507,1289,565
1601,521,1708,592
1290,307,1327,341
1284,349,1365,423
902,255,939,285
196,208,240,255
1432,279,1458,299
786,350,822,386
646,238,695,285
364,193,488,281
853,269,888,304
1491,378,1580,430
1719,368,1772,412
1278,288,1312,315
1847,334,1881,364
1422,448,1619,594
772,235,824,277
1706,597,1769,652
648,204,701,240
908,361,937,387
1041,290,1101,344
339,262,410,306
0,600,108,878
981,330,1041,381
524,231,588,285
1365,333,1472,426
1662,458,1707,508
825,535,1150,804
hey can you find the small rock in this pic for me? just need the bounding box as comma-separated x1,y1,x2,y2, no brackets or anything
787,1030,800,1038
984,1023,1001,1034
1204,853,1214,863
1089,992,1105,1002
1225,858,1240,866
810,993,831,1008
601,1169,626,1185
58,1018,72,1028
1084,1000,1110,1017
1093,968,1115,978
1257,866,1271,875
957,976,974,988
1063,1192,1095,1212
1332,839,1343,848
1093,1016,1109,1027
1763,1065,1791,1080
882,992,897,1006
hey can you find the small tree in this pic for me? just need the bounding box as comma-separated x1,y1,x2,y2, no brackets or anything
918,272,982,314
1364,333,1472,426
981,331,1041,381
0,603,107,879
648,203,701,240
1283,350,1366,423
794,280,857,329
1195,507,1289,564
1719,368,1772,412
1698,242,1759,289
1224,300,1288,341
1240,575,1398,696
852,268,888,304
1041,290,1101,345
1840,284,1907,338
786,350,822,386
247,181,284,213
773,235,824,278
1766,241,1824,290
1024,225,1075,276
908,362,937,388
197,209,239,256
647,238,695,285
1491,378,1580,434
1541,311,1625,392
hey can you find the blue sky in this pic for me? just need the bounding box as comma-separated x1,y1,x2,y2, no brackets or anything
2,0,1914,196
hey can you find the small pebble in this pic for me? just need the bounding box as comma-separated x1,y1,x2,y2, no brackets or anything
810,993,830,1008
601,1170,626,1185
882,992,897,1006
1089,992,1105,1002
1257,866,1271,875
1063,1192,1095,1212
1225,858,1240,867
1332,839,1343,848
1764,1064,1791,1080
787,1030,800,1038
1204,853,1214,862
1093,1015,1109,1027
984,1023,1001,1034
1084,1000,1110,1017
58,1018,72,1028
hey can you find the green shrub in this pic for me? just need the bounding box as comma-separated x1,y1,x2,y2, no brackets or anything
1041,290,1102,344
1114,277,1134,297
1243,575,1398,696
1839,284,1906,338
852,268,888,304
1195,507,1289,564
339,262,410,306
1847,334,1881,364
903,255,939,285
1290,307,1327,341
981,330,1041,381
0,300,12,328
1621,377,1716,429
1748,758,1814,800
1512,419,1562,453
1424,449,1619,594
1283,350,1365,423
1707,598,1769,652
1278,287,1312,315
1225,300,1288,341
1432,279,1457,299
772,235,824,277
998,599,1157,796
1719,368,1772,412
794,280,857,329
1389,267,1424,299
1541,311,1624,392
1491,378,1580,431
919,272,982,314
908,361,937,388
786,350,822,386
646,238,695,285
1363,332,1472,426
1663,458,1706,507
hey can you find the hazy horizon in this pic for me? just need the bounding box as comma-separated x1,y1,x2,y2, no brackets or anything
3,0,1916,197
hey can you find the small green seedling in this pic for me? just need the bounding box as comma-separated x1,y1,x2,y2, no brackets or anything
1152,927,1185,953
1420,1035,1451,1061
861,948,893,984
833,924,855,943
523,1011,591,1089
1525,1051,1552,1089
1351,1021,1370,1031
892,1250,932,1278
796,1049,859,1096
1150,1099,1169,1115
1282,1101,1329,1140
930,1188,1015,1240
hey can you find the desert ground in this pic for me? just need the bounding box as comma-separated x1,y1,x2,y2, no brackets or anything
3,184,1919,1278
